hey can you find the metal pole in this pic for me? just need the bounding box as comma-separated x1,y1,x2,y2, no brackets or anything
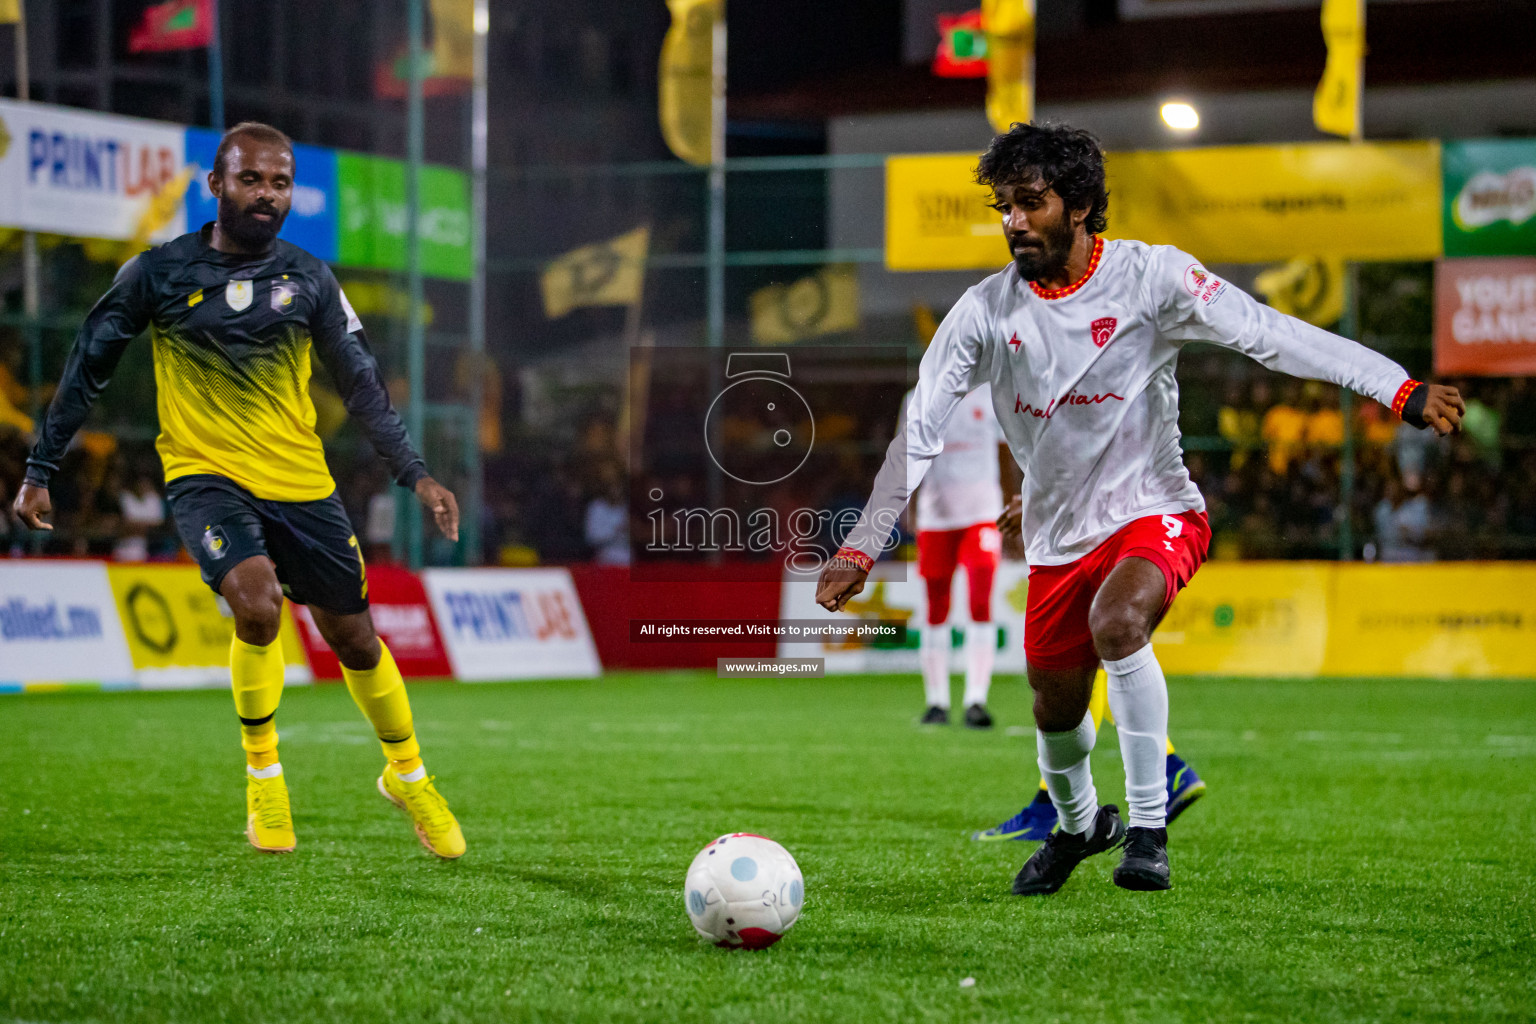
16,5,40,424
1338,265,1358,561
706,11,726,350
1336,2,1362,561
405,0,426,569
704,7,726,522
464,0,488,566
207,0,224,129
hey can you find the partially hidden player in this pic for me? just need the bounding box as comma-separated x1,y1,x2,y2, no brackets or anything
13,122,466,860
971,493,1205,842
907,386,1011,729
816,122,1463,894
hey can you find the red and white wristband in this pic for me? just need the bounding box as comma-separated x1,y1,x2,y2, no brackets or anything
832,547,874,573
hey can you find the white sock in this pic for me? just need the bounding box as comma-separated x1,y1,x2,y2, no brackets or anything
396,764,427,784
962,622,996,708
920,625,951,709
247,763,282,780
1103,643,1170,829
1037,713,1098,836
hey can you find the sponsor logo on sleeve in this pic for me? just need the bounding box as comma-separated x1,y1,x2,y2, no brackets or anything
1183,263,1228,306
339,287,363,333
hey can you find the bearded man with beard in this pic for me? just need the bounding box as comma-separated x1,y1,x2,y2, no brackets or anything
816,122,1465,895
14,122,466,861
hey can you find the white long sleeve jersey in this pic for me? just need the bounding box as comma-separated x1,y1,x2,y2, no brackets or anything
845,238,1414,567
910,386,1006,532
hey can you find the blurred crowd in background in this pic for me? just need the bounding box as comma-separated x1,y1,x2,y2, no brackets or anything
5,315,1534,567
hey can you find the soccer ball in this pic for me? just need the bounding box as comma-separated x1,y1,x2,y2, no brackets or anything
684,833,804,949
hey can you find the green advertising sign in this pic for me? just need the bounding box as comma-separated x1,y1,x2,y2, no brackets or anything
1443,139,1536,258
336,152,472,280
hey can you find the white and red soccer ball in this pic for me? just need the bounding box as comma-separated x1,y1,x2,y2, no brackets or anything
684,833,803,949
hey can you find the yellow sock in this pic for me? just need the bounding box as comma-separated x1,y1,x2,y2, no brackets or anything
341,641,422,772
231,636,285,769
1166,737,1176,755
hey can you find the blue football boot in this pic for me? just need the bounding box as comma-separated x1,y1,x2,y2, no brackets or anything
1165,752,1206,825
975,753,1206,842
972,789,1057,842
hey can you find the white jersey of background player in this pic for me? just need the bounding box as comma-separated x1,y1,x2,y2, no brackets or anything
819,122,1463,896
906,386,1007,728
909,383,1007,727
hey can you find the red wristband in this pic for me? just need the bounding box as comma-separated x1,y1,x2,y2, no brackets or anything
833,547,874,572
1390,379,1423,419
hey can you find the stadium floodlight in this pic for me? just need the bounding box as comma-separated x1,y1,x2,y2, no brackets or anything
1160,101,1200,132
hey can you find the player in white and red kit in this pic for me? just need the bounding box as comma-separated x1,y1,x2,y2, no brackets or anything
909,386,1009,728
817,123,1464,895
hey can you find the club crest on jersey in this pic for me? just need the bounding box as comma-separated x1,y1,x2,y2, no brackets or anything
1090,316,1117,347
225,280,253,312
1182,263,1228,306
271,282,296,312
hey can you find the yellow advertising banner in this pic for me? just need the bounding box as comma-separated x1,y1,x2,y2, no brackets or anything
885,141,1443,271
106,564,310,687
1153,562,1536,679
1152,563,1332,677
1324,564,1536,678
1106,142,1442,263
885,154,1008,271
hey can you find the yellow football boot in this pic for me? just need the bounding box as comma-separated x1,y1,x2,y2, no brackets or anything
378,766,466,859
245,771,296,853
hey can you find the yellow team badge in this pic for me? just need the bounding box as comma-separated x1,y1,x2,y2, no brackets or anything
225,280,253,312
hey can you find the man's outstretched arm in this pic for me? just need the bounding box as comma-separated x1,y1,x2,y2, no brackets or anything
816,294,989,611
1154,248,1463,434
15,255,153,530
311,282,459,542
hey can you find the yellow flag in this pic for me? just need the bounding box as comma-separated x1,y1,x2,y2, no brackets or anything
540,226,650,319
1313,0,1363,138
125,164,195,260
982,0,1034,134
1254,256,1346,327
659,0,721,166
750,265,859,345
429,0,474,79
0,0,21,24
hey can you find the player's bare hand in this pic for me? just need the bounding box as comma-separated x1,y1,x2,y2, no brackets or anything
816,556,869,613
1422,384,1465,437
996,494,1023,541
13,483,54,531
415,476,460,542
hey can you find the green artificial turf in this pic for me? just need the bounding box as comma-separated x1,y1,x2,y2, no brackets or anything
3,672,1534,1023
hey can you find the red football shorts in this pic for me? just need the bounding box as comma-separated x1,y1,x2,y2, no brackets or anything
1024,510,1210,671
917,522,1002,625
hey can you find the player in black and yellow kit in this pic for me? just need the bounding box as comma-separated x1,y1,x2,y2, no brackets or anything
14,123,466,859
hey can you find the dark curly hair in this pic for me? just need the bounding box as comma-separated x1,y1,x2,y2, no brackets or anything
975,122,1109,236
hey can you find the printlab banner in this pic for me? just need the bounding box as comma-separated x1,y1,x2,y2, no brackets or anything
105,564,310,688
0,99,186,243
184,127,339,261
0,562,136,688
421,568,601,681
885,141,1443,271
1433,257,1536,376
1442,139,1536,258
